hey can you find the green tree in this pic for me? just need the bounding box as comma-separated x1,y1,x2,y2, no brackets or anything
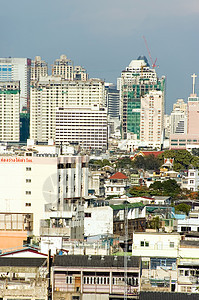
132,154,161,170
159,149,199,171
149,179,181,197
175,203,191,215
116,157,133,169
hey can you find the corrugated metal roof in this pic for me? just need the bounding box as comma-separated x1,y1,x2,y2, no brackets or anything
110,202,145,210
53,255,140,268
0,257,47,267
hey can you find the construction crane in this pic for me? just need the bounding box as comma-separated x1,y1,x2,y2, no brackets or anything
143,35,157,69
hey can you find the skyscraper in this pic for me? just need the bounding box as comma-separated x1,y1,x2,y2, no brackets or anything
169,74,199,149
118,56,165,140
170,99,187,135
0,58,31,111
140,90,164,148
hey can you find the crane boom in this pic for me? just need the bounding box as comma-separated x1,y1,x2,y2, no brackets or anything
143,36,157,69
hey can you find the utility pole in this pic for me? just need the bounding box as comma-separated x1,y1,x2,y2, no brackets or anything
124,202,128,299
47,249,52,300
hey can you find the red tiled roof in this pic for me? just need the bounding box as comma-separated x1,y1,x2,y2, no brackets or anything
141,151,164,157
109,172,128,180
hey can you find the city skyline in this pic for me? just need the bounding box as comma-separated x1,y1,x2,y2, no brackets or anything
1,0,199,113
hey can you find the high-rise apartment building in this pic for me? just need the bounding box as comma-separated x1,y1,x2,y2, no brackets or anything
74,65,88,81
31,56,48,81
118,57,165,140
187,95,199,135
52,55,73,80
105,83,120,119
0,81,20,142
170,74,199,149
140,90,164,148
52,55,88,81
0,58,31,111
30,76,105,142
55,105,108,150
170,99,187,135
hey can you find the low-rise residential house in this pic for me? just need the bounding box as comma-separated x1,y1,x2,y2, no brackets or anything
180,169,199,191
133,232,199,294
132,232,181,258
40,236,110,256
84,206,113,237
111,203,146,237
141,256,177,292
53,255,141,300
0,257,47,300
130,171,141,186
105,172,129,197
177,210,199,233
88,170,105,197
178,239,199,293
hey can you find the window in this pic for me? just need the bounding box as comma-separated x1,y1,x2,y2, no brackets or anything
26,152,32,156
25,203,31,207
26,167,31,171
170,242,174,248
85,213,91,217
141,241,149,247
26,179,31,183
185,270,189,276
26,191,31,195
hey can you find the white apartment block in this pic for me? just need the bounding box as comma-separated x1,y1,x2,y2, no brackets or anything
0,151,89,236
30,76,105,142
170,99,187,135
0,57,31,111
74,65,88,81
0,81,20,142
52,55,73,80
181,169,199,191
52,55,88,81
31,56,48,81
164,114,171,139
171,109,187,134
55,105,108,150
140,90,164,149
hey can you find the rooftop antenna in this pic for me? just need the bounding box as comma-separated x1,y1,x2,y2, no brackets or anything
143,36,157,69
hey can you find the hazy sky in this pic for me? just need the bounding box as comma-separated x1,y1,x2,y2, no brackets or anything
1,0,199,112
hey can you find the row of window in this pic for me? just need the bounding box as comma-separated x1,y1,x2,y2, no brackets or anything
140,241,175,248
179,269,199,277
66,276,138,286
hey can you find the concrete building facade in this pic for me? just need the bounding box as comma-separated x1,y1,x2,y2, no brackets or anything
30,76,105,142
118,57,165,140
55,105,108,150
0,81,20,142
0,151,89,236
0,57,31,111
31,56,48,81
140,90,164,148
